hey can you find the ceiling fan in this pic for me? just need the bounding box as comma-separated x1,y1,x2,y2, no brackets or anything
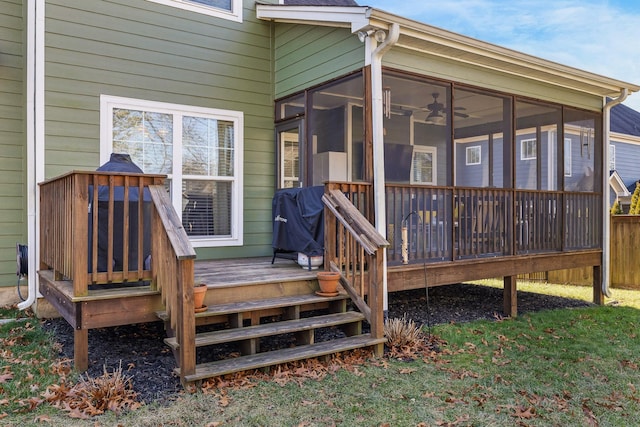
425,92,469,122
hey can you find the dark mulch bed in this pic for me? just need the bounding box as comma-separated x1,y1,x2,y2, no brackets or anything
41,283,591,404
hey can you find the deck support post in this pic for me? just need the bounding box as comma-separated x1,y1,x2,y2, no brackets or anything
74,328,89,371
592,265,604,305
503,275,517,317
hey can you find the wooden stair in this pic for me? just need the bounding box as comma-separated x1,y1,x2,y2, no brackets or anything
183,334,386,382
158,291,385,380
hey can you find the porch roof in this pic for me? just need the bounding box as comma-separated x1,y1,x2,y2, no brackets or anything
256,4,640,99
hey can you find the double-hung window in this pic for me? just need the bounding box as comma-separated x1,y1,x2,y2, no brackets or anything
521,138,537,160
100,95,243,247
411,146,437,185
146,0,242,22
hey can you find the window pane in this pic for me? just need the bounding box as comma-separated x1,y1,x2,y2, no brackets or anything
282,139,299,188
187,0,231,11
411,150,434,184
276,93,305,121
182,180,232,236
112,108,173,174
183,116,234,177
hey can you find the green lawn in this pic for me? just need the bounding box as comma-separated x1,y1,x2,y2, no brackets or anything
2,282,639,426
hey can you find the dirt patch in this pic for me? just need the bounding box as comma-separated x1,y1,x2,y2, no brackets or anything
41,283,591,404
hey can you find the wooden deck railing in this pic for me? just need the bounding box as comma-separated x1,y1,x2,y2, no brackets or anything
39,171,198,382
39,171,165,295
322,185,388,351
385,184,602,264
148,185,197,382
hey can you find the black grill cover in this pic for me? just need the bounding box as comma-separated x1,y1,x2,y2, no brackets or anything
88,153,151,274
272,186,324,257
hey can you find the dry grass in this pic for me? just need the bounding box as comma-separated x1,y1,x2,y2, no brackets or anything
384,315,428,358
44,362,142,419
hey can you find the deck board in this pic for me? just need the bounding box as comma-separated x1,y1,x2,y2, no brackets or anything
194,257,317,288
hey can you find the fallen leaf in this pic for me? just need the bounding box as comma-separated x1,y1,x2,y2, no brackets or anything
511,406,536,419
582,401,599,427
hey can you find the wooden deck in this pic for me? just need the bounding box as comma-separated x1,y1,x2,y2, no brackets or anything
195,256,318,288
193,257,322,307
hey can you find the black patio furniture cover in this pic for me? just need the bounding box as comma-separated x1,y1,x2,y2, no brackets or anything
88,153,151,274
272,186,325,258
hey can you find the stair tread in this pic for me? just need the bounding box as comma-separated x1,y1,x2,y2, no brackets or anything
179,334,387,381
164,311,365,349
156,292,349,321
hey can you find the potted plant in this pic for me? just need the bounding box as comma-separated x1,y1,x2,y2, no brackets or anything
193,277,208,313
316,271,340,296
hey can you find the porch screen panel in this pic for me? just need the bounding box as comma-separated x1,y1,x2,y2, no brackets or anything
515,100,561,190
563,108,602,250
308,73,364,184
381,72,451,186
563,108,601,193
454,88,511,188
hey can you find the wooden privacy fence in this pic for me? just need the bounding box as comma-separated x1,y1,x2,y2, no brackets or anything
548,215,640,289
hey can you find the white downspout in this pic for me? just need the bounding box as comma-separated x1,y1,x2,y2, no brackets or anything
19,0,45,310
601,88,628,299
369,23,399,316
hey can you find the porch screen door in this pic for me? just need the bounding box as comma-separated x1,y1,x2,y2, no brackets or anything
276,120,304,188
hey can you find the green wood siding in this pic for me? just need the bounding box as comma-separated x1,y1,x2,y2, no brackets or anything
0,0,26,287
44,0,276,259
384,49,602,111
274,24,364,98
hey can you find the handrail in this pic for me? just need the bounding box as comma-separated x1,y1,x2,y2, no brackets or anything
322,187,388,350
39,171,165,295
148,185,197,382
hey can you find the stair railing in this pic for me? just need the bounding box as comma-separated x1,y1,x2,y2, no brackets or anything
148,185,197,383
322,186,389,352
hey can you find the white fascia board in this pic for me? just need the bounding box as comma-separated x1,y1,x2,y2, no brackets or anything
610,131,640,145
609,170,631,196
366,9,640,98
256,5,371,32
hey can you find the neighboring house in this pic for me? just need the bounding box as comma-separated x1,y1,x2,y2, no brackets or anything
609,103,640,211
1,0,639,311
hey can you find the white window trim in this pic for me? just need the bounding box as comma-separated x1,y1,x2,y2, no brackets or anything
564,138,572,177
465,145,481,166
609,144,616,171
521,138,537,160
411,146,437,185
100,95,244,248
146,0,242,23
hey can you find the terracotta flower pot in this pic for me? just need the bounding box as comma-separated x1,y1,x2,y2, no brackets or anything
193,284,207,311
317,271,340,294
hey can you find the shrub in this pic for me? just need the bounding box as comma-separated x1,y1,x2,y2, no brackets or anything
384,315,425,357
611,200,623,215
629,182,640,214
